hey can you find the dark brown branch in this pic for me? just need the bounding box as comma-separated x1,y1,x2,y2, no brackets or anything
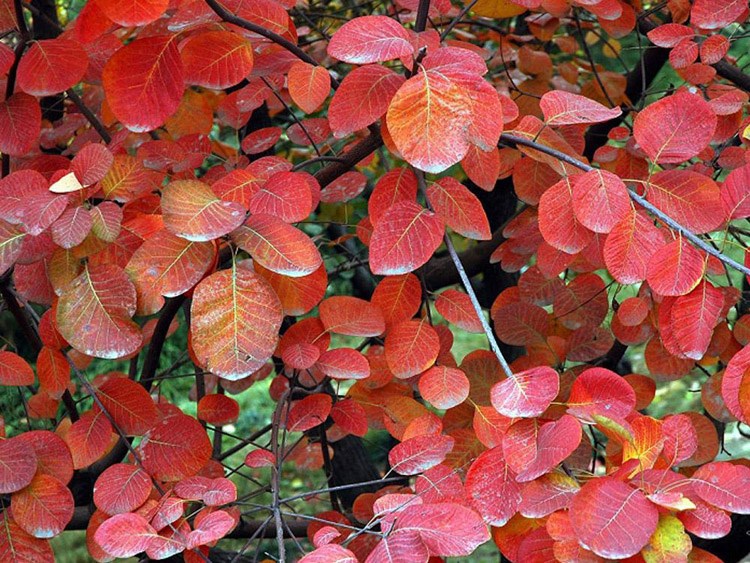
140,296,186,392
313,131,383,188
66,89,112,144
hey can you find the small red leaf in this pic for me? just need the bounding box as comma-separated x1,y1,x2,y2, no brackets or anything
540,91,621,126
140,414,211,481
0,93,41,156
12,473,74,538
0,350,35,386
94,513,157,558
388,434,454,476
418,366,470,410
319,296,385,337
0,436,37,494
327,16,413,64
287,394,333,432
491,366,559,418
93,464,152,515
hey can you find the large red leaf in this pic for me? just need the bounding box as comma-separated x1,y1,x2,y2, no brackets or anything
0,513,54,561
465,447,521,526
65,410,113,469
330,399,368,437
366,530,428,563
127,229,216,315
140,414,211,481
491,366,559,418
371,273,422,328
97,0,168,26
327,15,413,64
566,367,636,422
96,377,159,435
646,170,724,234
368,167,418,225
248,171,314,222
385,319,440,379
161,180,246,242
692,461,750,514
515,415,582,482
328,65,404,137
0,436,37,494
426,178,491,240
12,473,74,538
231,214,322,277
57,264,142,359
571,169,630,234
180,30,253,89
633,90,716,164
191,265,282,380
14,431,73,486
94,513,158,558
393,503,490,557
319,296,385,337
0,350,35,386
17,38,88,96
0,93,40,156
418,366,470,409
369,201,444,275
93,463,152,515
645,238,704,297
670,280,723,360
388,434,454,476
538,176,594,253
570,477,658,559
539,91,621,126
102,35,184,132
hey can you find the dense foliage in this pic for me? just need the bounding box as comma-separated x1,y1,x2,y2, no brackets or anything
0,0,749,561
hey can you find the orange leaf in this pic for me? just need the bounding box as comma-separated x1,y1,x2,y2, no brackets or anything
288,61,331,114
181,30,253,90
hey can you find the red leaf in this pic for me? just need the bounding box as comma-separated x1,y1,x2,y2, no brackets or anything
162,179,246,242
231,214,322,277
571,169,630,233
369,201,444,275
330,399,368,437
539,91,621,126
465,447,521,526
0,513,54,561
633,90,716,164
646,238,704,297
300,544,358,563
691,0,747,30
670,280,724,359
519,473,580,518
328,65,404,137
319,296,385,337
96,377,159,436
570,477,658,559
388,434,454,476
426,178,491,240
604,209,665,284
720,163,750,220
11,473,74,538
371,273,422,328
140,414,211,481
197,394,240,426
722,344,750,424
491,366,559,418
94,513,157,558
393,503,490,557
0,220,24,275
287,394,333,432
0,93,41,156
0,436,37,494
37,347,70,399
240,127,281,155
103,36,184,132
65,410,113,469
248,171,314,222
646,170,724,234
327,16,413,64
50,206,93,249
191,266,282,380
491,301,549,346
93,464,152,515
174,476,237,506
14,431,73,486
288,61,331,114
255,262,327,316
567,367,636,422
316,348,370,380
385,319,440,379
538,176,594,253
96,0,168,26
647,24,694,48
181,30,253,89
515,415,582,482
692,461,750,514
244,449,275,468
418,366,470,410
57,264,142,359
17,38,87,96
368,167,418,225
0,350,35,386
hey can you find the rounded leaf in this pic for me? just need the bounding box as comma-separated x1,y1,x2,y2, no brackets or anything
17,38,87,96
181,30,253,89
12,474,74,538
93,464,152,515
327,16,413,64
491,366,559,418
140,414,211,481
418,366,470,409
0,436,37,494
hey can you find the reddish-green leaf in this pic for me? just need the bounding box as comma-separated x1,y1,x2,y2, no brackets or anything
93,464,152,515
57,264,142,359
633,90,716,164
0,219,24,275
385,319,440,379
140,414,211,481
491,366,559,418
181,30,253,89
17,38,87,96
328,65,404,137
103,36,184,132
12,473,74,538
570,477,658,559
369,201,444,275
191,265,282,380
231,214,322,277
161,180,246,242
540,91,621,126
327,16,413,64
